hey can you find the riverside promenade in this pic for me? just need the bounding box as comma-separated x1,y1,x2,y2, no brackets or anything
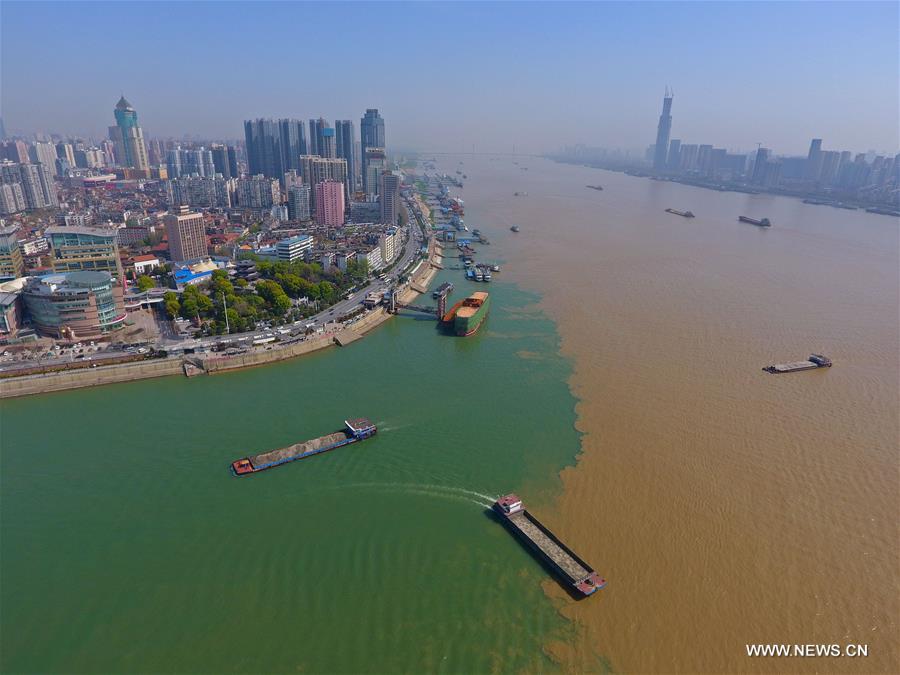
0,240,442,400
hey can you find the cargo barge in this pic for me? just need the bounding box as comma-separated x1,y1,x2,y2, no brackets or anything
493,494,606,597
763,354,832,374
739,215,771,227
665,208,695,218
441,291,490,336
585,184,604,191
231,418,376,475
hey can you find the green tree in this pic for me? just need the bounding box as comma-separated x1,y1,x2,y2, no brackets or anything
208,269,234,297
136,275,155,292
163,291,180,319
181,297,199,319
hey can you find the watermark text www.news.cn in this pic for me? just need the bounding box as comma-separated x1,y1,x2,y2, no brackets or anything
746,644,868,658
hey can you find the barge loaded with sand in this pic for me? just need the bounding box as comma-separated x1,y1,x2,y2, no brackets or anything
493,494,606,597
763,354,832,374
231,418,376,475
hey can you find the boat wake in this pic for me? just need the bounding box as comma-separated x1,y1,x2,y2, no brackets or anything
327,482,497,508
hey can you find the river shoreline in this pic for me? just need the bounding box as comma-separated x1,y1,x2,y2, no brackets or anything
0,242,441,400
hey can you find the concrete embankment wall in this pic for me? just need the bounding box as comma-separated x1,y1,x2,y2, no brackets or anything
197,308,392,376
0,358,184,399
1,241,439,399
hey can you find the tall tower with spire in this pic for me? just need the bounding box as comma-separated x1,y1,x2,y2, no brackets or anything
653,87,673,172
108,95,149,171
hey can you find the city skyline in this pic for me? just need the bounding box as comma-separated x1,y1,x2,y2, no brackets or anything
2,2,898,155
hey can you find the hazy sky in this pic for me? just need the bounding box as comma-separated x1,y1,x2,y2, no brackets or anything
3,1,898,156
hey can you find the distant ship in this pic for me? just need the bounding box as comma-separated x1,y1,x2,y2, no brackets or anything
739,216,771,227
665,208,695,218
441,291,490,336
510,225,520,232
585,185,604,191
513,191,528,196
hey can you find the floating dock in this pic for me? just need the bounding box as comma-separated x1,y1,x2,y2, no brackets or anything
763,354,832,374
493,494,606,597
231,418,376,475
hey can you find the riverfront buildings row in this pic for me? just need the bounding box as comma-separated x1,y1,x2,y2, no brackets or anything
554,91,900,211
0,96,407,344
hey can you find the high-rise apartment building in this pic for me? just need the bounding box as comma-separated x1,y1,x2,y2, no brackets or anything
165,206,208,262
300,156,348,208
29,141,58,170
360,109,385,192
166,176,235,208
380,171,401,225
0,161,58,211
363,148,386,198
308,118,329,157
335,120,356,193
210,144,238,179
56,141,76,167
806,138,823,181
108,96,149,171
236,175,281,209
287,184,311,221
653,88,673,172
244,118,306,184
314,179,345,226
321,127,336,159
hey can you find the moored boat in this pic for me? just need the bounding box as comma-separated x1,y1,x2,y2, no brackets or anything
442,291,490,336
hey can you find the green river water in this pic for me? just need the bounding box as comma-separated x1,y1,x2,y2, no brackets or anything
0,269,589,673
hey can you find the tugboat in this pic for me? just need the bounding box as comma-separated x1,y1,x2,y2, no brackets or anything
510,225,520,233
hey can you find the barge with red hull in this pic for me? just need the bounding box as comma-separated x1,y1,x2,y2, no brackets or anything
231,418,376,475
493,494,606,597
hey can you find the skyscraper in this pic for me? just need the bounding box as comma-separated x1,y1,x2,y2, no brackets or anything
667,139,681,171
653,88,673,172
321,127,336,159
211,144,236,179
29,141,58,170
108,96,149,170
278,118,307,171
380,171,401,225
244,118,305,185
335,120,356,194
308,118,329,157
363,147,386,198
806,138,823,181
360,109,385,193
245,118,278,179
